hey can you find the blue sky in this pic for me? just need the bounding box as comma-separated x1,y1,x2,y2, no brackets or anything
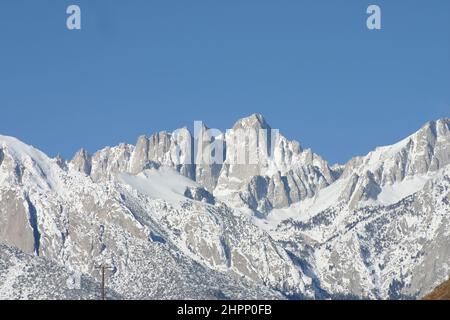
0,0,449,164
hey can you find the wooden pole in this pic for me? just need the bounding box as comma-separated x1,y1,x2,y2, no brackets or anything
96,264,113,300
101,265,105,300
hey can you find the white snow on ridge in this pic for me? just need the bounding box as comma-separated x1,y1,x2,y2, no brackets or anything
367,173,431,206
260,168,443,234
120,167,198,205
0,135,64,191
363,136,411,172
258,177,351,233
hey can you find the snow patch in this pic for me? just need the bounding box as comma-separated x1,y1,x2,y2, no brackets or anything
120,167,198,205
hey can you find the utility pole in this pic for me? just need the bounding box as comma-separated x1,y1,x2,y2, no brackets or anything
95,263,113,300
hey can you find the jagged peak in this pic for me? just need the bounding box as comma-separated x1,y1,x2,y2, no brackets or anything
416,118,449,138
72,148,90,159
54,153,64,161
424,117,449,127
178,125,191,133
152,130,172,137
349,118,449,161
232,113,271,130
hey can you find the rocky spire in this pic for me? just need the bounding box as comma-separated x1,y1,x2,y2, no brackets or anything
71,149,92,176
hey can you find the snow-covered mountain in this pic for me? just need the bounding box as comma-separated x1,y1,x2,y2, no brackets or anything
0,115,449,299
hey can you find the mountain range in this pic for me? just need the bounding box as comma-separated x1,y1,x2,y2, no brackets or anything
0,114,449,299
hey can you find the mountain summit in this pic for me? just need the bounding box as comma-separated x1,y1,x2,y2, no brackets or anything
232,113,271,130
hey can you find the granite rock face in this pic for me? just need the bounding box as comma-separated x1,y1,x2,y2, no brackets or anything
184,186,216,204
70,114,337,215
337,119,450,207
214,115,336,214
71,149,92,176
129,129,195,179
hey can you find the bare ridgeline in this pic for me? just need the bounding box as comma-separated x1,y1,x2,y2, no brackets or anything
0,114,449,300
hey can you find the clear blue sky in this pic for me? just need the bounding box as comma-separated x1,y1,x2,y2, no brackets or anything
0,0,449,164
